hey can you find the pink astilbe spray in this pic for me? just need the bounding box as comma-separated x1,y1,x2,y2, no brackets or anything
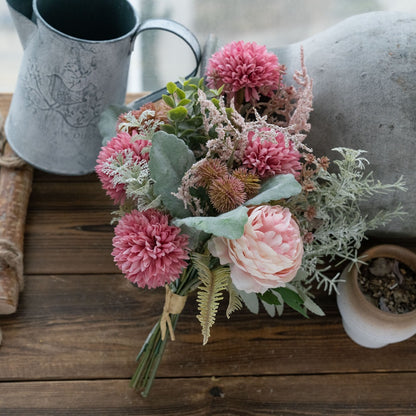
244,47,313,142
287,47,313,136
96,132,151,204
112,209,189,289
205,40,284,102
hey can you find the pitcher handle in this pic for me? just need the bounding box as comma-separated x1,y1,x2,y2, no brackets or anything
129,18,201,109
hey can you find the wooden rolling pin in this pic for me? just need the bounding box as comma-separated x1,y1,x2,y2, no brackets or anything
0,114,33,344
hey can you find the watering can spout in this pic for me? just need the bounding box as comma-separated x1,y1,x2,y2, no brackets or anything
7,0,37,49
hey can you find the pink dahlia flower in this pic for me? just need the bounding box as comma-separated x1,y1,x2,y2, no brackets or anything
208,205,303,294
95,132,151,204
242,129,301,179
112,209,189,289
205,40,282,101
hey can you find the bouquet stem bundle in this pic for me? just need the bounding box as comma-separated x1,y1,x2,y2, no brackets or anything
130,267,200,396
130,316,178,397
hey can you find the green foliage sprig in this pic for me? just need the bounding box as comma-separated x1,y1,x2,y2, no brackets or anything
160,78,223,155
288,147,406,297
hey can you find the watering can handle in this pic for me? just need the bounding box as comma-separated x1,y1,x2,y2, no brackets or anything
129,18,202,109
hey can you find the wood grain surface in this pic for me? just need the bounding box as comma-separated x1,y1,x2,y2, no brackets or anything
0,94,415,415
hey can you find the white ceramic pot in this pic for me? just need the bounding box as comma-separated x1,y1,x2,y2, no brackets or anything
336,244,416,348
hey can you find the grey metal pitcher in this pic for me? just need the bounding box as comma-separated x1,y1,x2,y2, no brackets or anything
5,0,201,175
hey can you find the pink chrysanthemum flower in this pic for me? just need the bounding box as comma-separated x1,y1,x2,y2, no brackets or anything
95,132,151,204
205,40,283,102
112,209,189,289
242,129,302,179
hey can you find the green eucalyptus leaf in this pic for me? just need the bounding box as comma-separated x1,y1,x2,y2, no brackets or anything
211,98,220,108
162,94,175,108
303,297,325,316
176,88,186,100
273,287,308,318
176,224,210,251
258,290,281,305
274,291,285,316
98,104,130,145
160,124,176,135
173,205,248,239
238,290,259,314
166,82,177,95
177,98,192,107
180,225,211,250
245,174,302,206
168,106,188,123
148,131,195,218
261,299,276,317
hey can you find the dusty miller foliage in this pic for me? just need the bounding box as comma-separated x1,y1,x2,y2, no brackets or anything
288,147,406,298
102,149,161,220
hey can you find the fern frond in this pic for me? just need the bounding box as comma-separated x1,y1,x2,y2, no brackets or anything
192,252,229,345
226,281,243,319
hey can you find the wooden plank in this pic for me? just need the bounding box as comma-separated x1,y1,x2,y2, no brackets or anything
24,180,416,275
24,210,117,274
0,373,415,415
1,274,416,382
28,181,113,210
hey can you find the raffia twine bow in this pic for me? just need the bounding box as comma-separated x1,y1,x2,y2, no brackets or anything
160,285,187,341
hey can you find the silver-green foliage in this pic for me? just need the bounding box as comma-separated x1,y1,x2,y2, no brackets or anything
102,149,161,215
293,147,406,295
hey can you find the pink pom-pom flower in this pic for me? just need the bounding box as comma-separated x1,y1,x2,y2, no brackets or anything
205,40,283,102
243,129,301,179
95,132,151,204
112,209,189,289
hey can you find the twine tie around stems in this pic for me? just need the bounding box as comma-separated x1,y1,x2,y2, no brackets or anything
160,285,187,341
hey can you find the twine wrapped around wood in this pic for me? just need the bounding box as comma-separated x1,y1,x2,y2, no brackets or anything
0,239,23,289
0,112,33,326
160,285,187,341
0,118,26,170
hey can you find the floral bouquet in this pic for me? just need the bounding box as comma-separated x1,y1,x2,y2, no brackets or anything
96,41,405,396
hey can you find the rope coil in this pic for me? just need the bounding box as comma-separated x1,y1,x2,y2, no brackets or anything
0,119,26,169
0,238,24,290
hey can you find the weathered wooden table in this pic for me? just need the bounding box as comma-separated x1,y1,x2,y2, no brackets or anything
0,93,415,415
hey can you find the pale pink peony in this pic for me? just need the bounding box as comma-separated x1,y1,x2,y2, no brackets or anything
205,40,283,102
208,205,303,294
112,209,189,289
242,129,301,179
95,132,151,204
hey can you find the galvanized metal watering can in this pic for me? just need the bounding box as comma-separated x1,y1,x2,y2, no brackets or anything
5,0,201,175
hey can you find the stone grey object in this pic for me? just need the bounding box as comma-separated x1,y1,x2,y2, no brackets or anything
273,11,416,240
5,0,200,175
